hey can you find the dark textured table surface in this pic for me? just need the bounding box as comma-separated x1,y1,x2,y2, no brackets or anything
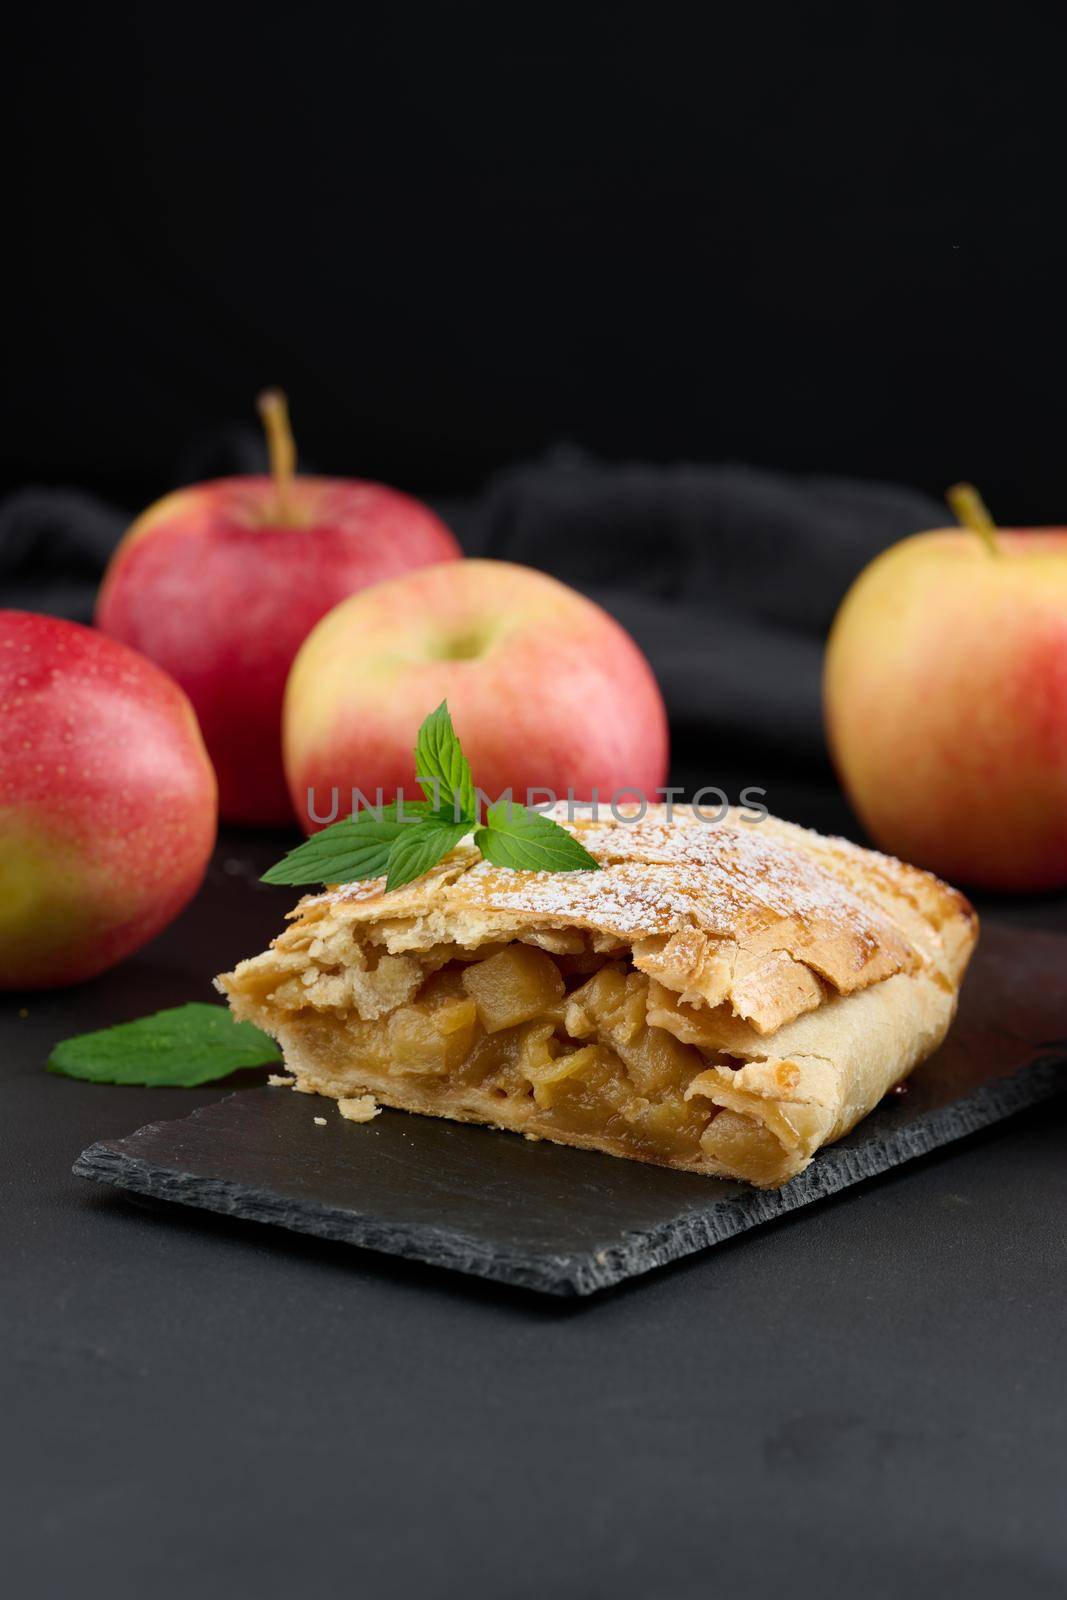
5,813,1067,1599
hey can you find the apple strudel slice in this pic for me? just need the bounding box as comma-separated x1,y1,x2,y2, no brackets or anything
217,807,977,1188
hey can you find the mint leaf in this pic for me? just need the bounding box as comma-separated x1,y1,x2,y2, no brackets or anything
385,818,471,892
262,800,430,886
47,1003,281,1087
414,701,476,822
476,803,601,873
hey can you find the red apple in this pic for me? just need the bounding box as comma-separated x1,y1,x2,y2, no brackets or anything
824,486,1067,890
95,393,461,825
283,558,669,830
0,611,217,988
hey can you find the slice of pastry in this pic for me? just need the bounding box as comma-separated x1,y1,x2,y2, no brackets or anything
217,806,977,1188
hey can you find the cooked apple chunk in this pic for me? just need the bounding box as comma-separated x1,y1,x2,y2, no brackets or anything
461,944,565,1032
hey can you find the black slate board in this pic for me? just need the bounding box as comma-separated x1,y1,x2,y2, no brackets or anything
73,922,1067,1295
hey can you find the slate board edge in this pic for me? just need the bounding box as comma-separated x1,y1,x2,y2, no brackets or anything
72,1054,1066,1297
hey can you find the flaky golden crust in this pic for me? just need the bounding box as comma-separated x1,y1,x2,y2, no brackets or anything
218,807,977,1187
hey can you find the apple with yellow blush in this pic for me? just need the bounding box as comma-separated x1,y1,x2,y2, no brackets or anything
0,611,217,989
283,559,669,830
95,393,461,825
824,486,1067,890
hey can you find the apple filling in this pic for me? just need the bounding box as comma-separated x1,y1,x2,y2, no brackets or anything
275,940,786,1177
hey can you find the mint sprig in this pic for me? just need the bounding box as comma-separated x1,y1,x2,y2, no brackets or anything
264,700,601,889
47,1003,282,1087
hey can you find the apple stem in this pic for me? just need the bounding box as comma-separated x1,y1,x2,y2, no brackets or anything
257,389,297,523
947,482,1001,556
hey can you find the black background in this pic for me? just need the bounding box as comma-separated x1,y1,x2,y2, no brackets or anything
9,2,1067,518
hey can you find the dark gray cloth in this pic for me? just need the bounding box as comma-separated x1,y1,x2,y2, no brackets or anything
447,450,941,781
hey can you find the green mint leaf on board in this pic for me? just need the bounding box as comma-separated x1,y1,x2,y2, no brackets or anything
385,818,472,892
261,800,430,886
414,701,477,821
476,802,601,874
47,1003,281,1087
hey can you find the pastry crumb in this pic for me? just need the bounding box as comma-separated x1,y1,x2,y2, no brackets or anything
313,1115,327,1125
267,1073,295,1087
338,1094,380,1124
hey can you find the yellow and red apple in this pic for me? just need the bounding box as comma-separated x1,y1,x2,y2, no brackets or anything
95,393,460,825
824,487,1067,890
0,611,217,988
283,559,669,829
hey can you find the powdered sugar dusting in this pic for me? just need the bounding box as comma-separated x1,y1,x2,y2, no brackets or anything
292,808,915,983
298,877,387,913
573,819,881,932
455,857,703,935
451,823,888,956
